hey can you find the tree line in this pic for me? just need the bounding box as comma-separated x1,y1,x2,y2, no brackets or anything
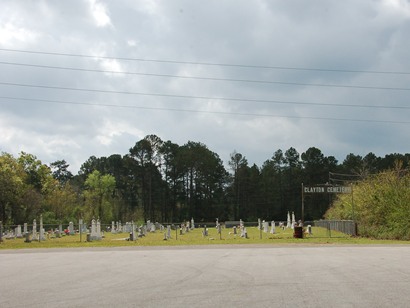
1,134,409,225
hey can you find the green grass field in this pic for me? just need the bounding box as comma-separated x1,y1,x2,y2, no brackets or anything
1,226,408,249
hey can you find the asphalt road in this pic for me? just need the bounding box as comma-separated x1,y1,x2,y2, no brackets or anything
1,245,409,307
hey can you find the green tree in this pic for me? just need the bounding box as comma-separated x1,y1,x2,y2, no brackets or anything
326,164,410,240
84,170,116,222
50,160,73,186
228,151,249,220
0,153,26,223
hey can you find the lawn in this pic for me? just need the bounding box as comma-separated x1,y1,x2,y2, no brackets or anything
1,226,408,249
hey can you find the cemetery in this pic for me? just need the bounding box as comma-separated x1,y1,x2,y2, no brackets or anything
1,212,375,250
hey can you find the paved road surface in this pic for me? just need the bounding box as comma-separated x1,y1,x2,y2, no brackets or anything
1,245,409,307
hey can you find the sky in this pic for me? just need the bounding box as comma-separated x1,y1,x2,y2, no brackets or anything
1,0,409,174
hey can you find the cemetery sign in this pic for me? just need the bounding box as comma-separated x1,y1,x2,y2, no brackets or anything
301,183,354,224
303,185,352,194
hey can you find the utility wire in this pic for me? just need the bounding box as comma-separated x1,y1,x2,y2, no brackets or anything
1,95,410,124
1,82,409,110
1,47,410,75
0,61,408,91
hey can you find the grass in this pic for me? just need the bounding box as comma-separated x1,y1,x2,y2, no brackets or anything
1,226,409,250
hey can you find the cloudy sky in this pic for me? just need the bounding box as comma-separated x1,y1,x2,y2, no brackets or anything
1,0,409,173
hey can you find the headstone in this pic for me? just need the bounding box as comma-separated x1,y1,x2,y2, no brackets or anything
202,225,208,237
16,225,23,238
32,219,38,241
286,212,291,228
23,223,28,235
111,221,116,234
191,218,195,230
263,221,269,233
166,225,171,239
39,215,45,241
24,231,31,243
96,219,102,239
146,220,152,233
68,221,75,235
243,227,248,239
90,219,97,240
270,221,276,234
291,212,296,229
240,226,246,238
306,225,312,235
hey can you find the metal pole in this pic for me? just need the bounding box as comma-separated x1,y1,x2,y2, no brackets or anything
79,219,83,242
301,183,305,225
351,183,355,221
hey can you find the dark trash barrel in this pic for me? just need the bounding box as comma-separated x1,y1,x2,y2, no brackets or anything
293,226,304,238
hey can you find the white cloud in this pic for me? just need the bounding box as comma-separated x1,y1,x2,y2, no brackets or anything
89,0,112,28
0,22,39,46
381,0,410,17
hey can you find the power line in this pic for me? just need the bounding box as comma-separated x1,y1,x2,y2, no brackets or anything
1,47,410,75
1,61,409,91
1,82,409,110
1,95,410,124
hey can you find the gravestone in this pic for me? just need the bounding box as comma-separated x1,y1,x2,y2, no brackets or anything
286,212,291,228
32,219,38,241
58,224,63,237
68,222,75,235
24,231,31,243
97,219,102,239
23,223,28,235
166,225,171,239
16,225,23,238
191,218,195,230
241,227,248,238
263,221,269,233
39,215,45,241
129,221,136,241
270,221,276,234
202,225,208,237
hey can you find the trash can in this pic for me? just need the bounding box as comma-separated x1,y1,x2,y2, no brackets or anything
293,226,304,238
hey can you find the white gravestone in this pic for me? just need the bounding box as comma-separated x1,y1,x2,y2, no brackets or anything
16,225,23,238
32,219,38,241
263,221,269,233
270,221,276,234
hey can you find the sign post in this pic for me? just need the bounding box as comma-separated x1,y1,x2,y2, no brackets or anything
301,183,305,225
